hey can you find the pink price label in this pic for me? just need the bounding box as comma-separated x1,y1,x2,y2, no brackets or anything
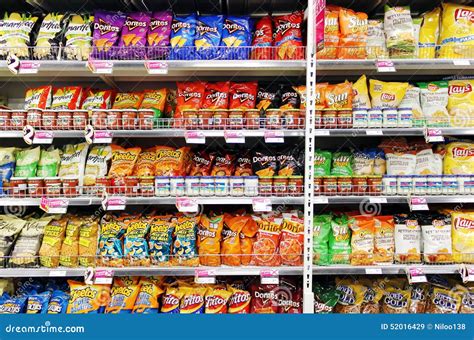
376,60,396,72
93,130,113,144
409,267,427,283
425,128,444,142
410,197,429,211
411,197,427,205
224,131,245,143
260,269,279,284
264,130,284,143
88,60,113,74
33,131,54,144
195,269,216,277
145,61,168,74
103,196,126,211
252,198,272,212
19,61,40,74
40,197,68,214
185,131,206,144
94,269,114,284
176,198,198,213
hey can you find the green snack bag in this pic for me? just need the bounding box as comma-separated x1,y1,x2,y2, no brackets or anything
314,150,332,176
313,214,332,265
37,148,61,177
329,215,351,264
331,152,353,177
313,282,340,313
14,147,41,178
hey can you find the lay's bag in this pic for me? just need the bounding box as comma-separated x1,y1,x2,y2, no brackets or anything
369,79,408,109
448,80,474,127
418,7,440,59
170,15,197,60
451,212,474,263
438,3,474,59
444,141,474,175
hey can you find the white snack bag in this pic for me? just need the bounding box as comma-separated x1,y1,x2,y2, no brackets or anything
385,150,416,175
395,216,421,263
421,216,452,263
367,19,388,59
399,85,423,119
58,143,89,186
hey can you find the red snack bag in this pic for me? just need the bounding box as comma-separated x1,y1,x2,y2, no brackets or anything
273,11,304,60
251,214,282,266
229,82,258,110
250,282,279,314
205,288,232,314
251,16,273,60
227,286,251,314
25,85,53,110
211,152,236,176
234,152,253,176
189,150,215,176
81,89,115,110
176,81,206,116
278,278,302,313
279,213,304,266
51,86,83,110
202,82,230,109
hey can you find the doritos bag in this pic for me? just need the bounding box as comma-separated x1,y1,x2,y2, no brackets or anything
198,214,224,266
252,149,278,177
118,12,151,59
170,15,197,60
280,214,304,266
251,16,273,60
279,85,300,110
229,82,258,110
251,215,282,266
250,282,279,313
202,82,230,109
175,81,206,123
147,11,172,59
256,86,280,111
211,152,236,176
195,15,223,60
189,150,216,176
235,152,253,176
273,11,304,60
92,10,126,59
221,214,246,266
221,16,251,60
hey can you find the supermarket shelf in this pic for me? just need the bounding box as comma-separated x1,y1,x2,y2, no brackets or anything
316,59,474,77
314,128,474,137
0,196,304,206
0,266,303,277
313,195,474,204
312,264,460,275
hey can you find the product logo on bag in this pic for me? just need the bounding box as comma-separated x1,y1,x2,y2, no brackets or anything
254,28,265,37
205,295,226,309
258,91,275,101
156,149,182,160
150,222,170,237
454,8,474,22
336,285,355,304
171,20,192,33
197,228,216,240
454,217,474,229
71,287,97,301
206,90,227,104
229,291,251,308
452,147,474,158
448,84,472,95
380,93,395,102
150,19,169,31
181,294,204,311
384,292,408,310
124,18,147,31
433,292,457,311
223,19,245,34
68,23,91,33
275,20,300,35
41,20,61,32
215,156,232,165
233,92,255,104
95,19,120,35
180,91,202,102
112,151,138,162
193,154,211,166
197,21,218,36
428,83,440,92
112,286,134,298
162,294,180,308
221,227,237,240
253,155,276,165
327,92,348,107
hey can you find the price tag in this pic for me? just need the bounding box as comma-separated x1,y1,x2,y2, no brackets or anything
424,128,444,143
49,270,66,277
32,131,54,144
260,269,279,285
314,130,330,136
410,197,429,211
87,60,113,74
313,196,329,204
369,197,387,204
252,198,272,212
176,198,199,213
185,131,206,144
366,130,383,136
195,269,216,284
376,60,396,72
102,196,126,211
264,130,284,143
460,265,474,283
407,267,427,284
145,61,168,74
40,197,69,214
365,268,383,275
224,131,245,144
453,59,470,66
18,61,40,74
94,269,114,285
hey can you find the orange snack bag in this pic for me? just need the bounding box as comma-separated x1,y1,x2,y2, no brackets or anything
227,285,251,314
280,214,304,266
337,9,368,59
316,83,328,109
140,88,167,112
251,215,282,266
349,215,375,266
155,146,192,176
240,215,258,266
221,214,245,266
106,277,141,313
67,280,111,314
374,215,395,264
198,214,224,266
133,147,157,177
108,145,141,177
112,92,144,109
180,286,207,314
316,8,340,60
325,82,353,110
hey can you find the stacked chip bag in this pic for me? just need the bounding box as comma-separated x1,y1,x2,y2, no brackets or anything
92,10,126,59
63,14,93,61
170,15,197,60
221,16,251,60
175,81,206,125
34,13,69,60
273,11,304,60
195,15,223,60
147,11,172,59
117,12,151,59
337,8,368,59
0,13,39,59
251,16,273,60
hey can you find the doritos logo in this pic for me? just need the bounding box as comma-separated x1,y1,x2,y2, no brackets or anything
206,91,227,103
449,84,472,95
455,8,474,22
179,92,202,102
124,18,147,31
452,147,474,158
254,28,265,37
197,22,218,36
258,91,275,101
276,20,300,35
94,18,120,35
224,19,244,34
150,19,169,31
233,92,255,103
171,21,192,33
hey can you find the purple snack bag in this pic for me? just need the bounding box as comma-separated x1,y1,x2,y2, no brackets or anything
92,10,126,59
118,12,151,59
147,11,172,59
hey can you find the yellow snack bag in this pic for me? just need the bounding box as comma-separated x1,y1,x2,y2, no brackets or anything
418,7,440,59
448,80,474,127
444,142,474,175
451,211,474,263
352,75,371,109
67,280,111,314
438,3,474,59
106,277,141,313
369,79,409,109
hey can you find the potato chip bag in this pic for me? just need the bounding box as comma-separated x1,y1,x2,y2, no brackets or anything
195,15,223,60
444,142,474,175
251,16,273,60
155,146,192,176
438,3,474,59
280,213,304,266
78,216,99,267
314,149,332,176
273,11,304,60
160,286,184,314
132,278,164,314
329,215,351,264
112,92,144,110
133,148,157,177
84,145,112,186
205,288,232,314
228,286,251,314
370,79,409,109
352,75,371,109
448,80,474,127
374,215,394,264
14,147,41,178
34,12,66,59
451,211,474,263
24,86,53,110
331,151,353,177
418,8,440,59
426,288,462,314
420,214,452,264
408,283,430,314
148,216,173,266
394,214,421,263
59,216,81,268
325,82,353,110
170,15,197,60
64,14,93,61
313,214,331,265
39,217,68,268
172,216,199,266
229,82,258,110
140,88,167,115
348,215,375,266
106,278,141,314
241,234,256,266
316,83,328,109
251,215,281,266
58,143,89,185
124,216,150,267
67,280,111,314
51,86,83,110
180,286,207,314
147,11,172,59
81,89,114,110
358,278,384,314
384,5,416,58
198,214,224,266
367,19,388,59
399,85,423,119
334,279,366,313
418,81,449,126
382,288,411,313
0,13,38,59
221,214,245,266
316,8,339,60
117,12,150,59
221,16,251,60
92,10,126,58
337,9,368,60
108,145,141,177
98,213,129,267
459,286,474,314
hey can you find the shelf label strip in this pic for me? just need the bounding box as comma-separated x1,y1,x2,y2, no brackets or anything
260,269,279,284
195,269,216,284
94,269,114,285
87,60,113,74
252,198,272,212
376,59,396,72
409,197,429,211
264,130,284,143
40,197,69,214
424,128,444,143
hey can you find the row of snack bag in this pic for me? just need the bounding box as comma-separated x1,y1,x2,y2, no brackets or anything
313,209,474,266
0,10,305,61
316,76,474,128
318,3,473,60
314,276,473,314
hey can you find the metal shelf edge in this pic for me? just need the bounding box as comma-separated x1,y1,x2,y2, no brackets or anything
313,264,460,275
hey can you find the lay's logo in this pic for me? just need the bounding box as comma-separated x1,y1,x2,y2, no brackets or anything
381,93,395,102
454,217,474,229
449,84,472,95
452,147,474,158
455,8,474,22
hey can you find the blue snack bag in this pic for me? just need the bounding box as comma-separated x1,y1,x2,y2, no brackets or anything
221,16,251,60
195,15,223,60
0,295,27,314
47,290,70,314
27,291,51,314
170,15,197,60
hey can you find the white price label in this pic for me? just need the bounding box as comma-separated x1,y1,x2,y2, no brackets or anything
313,196,329,204
365,268,383,275
49,270,66,277
40,197,69,214
376,60,396,72
408,267,427,284
453,59,470,66
460,265,474,283
185,131,206,144
260,269,279,285
145,61,168,74
424,128,444,143
87,60,113,74
366,130,383,136
176,198,199,213
94,269,114,285
102,196,126,211
410,197,429,211
224,131,245,144
252,198,272,212
195,269,216,284
314,130,330,136
369,197,387,204
264,130,284,143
